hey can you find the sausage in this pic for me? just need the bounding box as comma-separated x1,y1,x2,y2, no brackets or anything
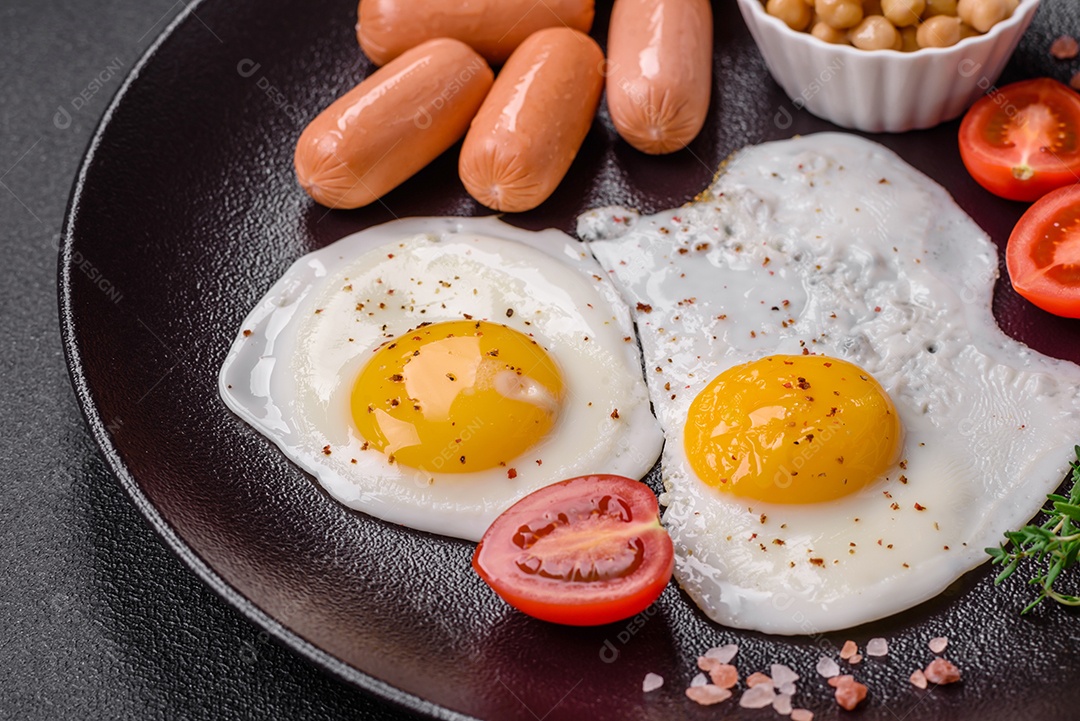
294,38,493,209
356,0,595,66
605,0,713,155
458,28,604,213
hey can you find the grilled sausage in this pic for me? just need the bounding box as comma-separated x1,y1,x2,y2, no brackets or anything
605,0,713,154
458,28,604,213
357,0,595,66
294,38,493,209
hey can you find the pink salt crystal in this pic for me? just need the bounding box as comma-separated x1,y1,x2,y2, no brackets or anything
839,640,857,659
910,668,928,689
778,681,797,696
866,637,888,657
704,643,739,664
746,671,773,688
834,676,868,710
928,636,948,654
686,684,732,706
849,653,863,665
816,657,840,678
642,673,663,693
773,692,794,715
740,683,777,709
791,710,814,721
1051,35,1080,59
690,673,707,687
924,658,962,685
708,663,739,690
770,663,800,686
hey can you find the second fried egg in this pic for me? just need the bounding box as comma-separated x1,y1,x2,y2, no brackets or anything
583,133,1080,634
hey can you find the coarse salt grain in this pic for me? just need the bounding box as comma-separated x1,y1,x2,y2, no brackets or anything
642,672,663,693
840,640,858,659
690,672,708,687
686,684,732,706
740,683,777,709
746,672,773,688
778,681,797,696
866,637,888,657
705,643,739,664
791,710,814,721
771,664,800,686
910,668,928,689
709,663,739,689
816,657,840,678
928,636,948,654
833,675,868,710
924,658,962,685
773,693,794,715
849,653,863,665
1051,35,1080,60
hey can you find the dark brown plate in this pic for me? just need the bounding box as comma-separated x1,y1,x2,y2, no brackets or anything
60,0,1080,719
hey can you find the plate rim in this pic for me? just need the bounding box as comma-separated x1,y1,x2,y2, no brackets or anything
56,2,473,718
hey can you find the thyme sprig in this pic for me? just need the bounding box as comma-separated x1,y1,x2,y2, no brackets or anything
987,446,1080,614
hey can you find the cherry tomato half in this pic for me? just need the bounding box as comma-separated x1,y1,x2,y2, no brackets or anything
959,78,1080,202
472,474,674,626
1006,184,1080,318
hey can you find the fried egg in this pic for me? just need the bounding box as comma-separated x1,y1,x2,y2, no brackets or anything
582,133,1080,634
220,216,662,541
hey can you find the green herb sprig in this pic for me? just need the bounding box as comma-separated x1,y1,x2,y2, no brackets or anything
986,446,1080,614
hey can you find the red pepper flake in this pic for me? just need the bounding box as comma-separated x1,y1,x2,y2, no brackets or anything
899,474,908,484
809,557,825,566
914,502,926,511
505,308,514,318
507,468,518,479
610,409,620,419
322,445,331,455
891,502,900,510
874,306,882,313
1051,35,1080,59
637,302,653,313
242,329,252,337
536,459,543,466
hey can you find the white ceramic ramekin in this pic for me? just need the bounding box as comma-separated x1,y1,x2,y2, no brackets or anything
736,0,1041,133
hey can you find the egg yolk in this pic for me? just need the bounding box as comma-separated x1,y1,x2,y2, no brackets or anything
684,355,902,504
351,320,564,474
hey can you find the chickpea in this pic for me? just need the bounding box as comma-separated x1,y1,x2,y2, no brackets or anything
768,0,814,30
815,0,864,29
811,20,850,42
923,0,958,17
863,0,884,16
900,24,920,50
882,0,926,27
850,15,901,50
916,14,963,46
957,0,1012,33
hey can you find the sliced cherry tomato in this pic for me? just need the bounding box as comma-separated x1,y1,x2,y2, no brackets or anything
1006,184,1080,318
472,474,673,626
959,78,1080,202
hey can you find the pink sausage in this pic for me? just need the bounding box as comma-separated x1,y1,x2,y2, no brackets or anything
294,38,493,209
458,28,604,213
357,0,595,66
606,0,713,154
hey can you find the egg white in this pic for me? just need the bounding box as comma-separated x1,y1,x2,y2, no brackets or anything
583,133,1080,634
220,216,662,541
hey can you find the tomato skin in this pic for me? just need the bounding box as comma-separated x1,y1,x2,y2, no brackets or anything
959,79,1080,202
1006,184,1080,318
472,474,674,626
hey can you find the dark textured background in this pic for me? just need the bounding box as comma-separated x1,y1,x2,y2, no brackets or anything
0,1,407,718
5,1,1080,720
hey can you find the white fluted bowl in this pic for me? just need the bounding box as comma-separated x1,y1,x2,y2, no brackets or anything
736,0,1040,133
